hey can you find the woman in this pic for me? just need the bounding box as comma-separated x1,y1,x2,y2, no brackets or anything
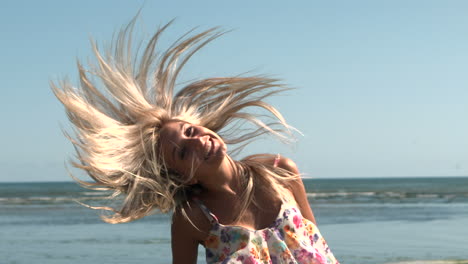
52,18,339,264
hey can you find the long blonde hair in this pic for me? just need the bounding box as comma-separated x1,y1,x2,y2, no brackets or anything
51,18,295,224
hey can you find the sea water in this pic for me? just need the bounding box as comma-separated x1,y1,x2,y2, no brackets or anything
1,177,467,264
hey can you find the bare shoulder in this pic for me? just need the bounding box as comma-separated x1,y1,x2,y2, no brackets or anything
244,153,299,175
172,200,211,242
171,200,212,263
275,156,300,174
245,154,317,224
275,158,317,224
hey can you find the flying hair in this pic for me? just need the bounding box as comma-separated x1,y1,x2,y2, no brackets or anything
51,17,296,224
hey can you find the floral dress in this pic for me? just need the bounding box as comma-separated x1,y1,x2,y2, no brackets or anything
195,198,339,264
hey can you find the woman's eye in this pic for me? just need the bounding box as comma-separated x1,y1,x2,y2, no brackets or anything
185,126,193,137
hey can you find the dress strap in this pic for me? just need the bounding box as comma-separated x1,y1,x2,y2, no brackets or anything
193,198,219,224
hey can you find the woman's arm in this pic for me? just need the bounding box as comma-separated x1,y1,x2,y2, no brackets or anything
275,157,318,225
171,210,198,264
171,204,210,264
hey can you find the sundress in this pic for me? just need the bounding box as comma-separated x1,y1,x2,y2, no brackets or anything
195,198,340,264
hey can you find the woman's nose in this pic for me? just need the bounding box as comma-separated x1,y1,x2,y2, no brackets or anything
186,135,209,149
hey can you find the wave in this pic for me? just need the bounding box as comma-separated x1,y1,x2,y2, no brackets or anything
0,195,111,205
307,191,468,204
2,191,467,205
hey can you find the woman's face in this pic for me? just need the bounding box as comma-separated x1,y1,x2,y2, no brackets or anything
159,120,227,184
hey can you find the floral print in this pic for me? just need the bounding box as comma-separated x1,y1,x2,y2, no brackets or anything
196,199,339,264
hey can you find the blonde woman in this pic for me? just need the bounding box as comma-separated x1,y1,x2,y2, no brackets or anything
52,18,339,264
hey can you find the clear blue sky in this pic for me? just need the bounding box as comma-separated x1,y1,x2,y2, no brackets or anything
2,0,468,182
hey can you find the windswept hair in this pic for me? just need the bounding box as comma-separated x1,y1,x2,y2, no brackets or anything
51,18,294,224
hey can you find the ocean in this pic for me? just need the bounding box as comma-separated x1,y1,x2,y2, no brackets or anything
1,177,467,264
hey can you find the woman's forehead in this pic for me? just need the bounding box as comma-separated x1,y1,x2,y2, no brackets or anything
160,120,185,140
159,121,185,164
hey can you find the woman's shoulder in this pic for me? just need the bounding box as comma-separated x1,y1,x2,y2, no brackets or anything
243,153,299,174
172,199,212,242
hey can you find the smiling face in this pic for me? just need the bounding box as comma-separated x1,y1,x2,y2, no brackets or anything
159,120,228,184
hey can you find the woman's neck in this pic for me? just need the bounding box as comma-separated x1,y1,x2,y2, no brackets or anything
199,156,243,198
